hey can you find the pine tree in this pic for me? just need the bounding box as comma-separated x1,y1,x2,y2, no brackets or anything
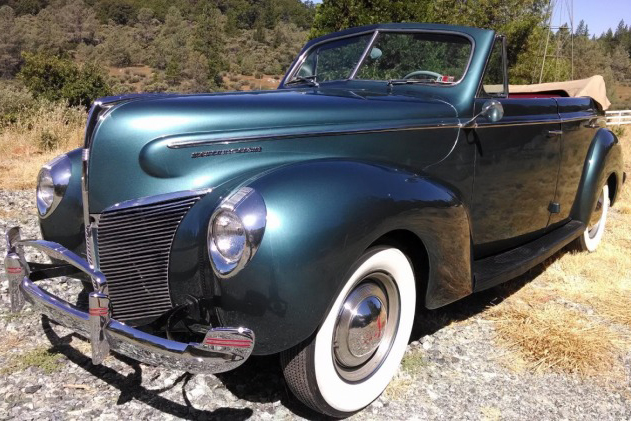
193,5,225,90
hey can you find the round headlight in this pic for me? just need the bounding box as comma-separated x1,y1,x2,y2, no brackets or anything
208,187,267,278
212,211,246,263
36,168,55,216
36,154,72,218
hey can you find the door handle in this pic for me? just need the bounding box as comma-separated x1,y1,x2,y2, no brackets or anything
546,130,563,137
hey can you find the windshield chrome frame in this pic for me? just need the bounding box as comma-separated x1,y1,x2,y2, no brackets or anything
283,28,476,88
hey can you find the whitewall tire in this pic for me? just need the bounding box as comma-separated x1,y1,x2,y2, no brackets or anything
281,247,416,417
574,184,609,252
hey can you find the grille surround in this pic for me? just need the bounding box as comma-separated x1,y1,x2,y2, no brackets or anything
91,193,203,323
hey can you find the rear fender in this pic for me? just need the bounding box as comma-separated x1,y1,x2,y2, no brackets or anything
571,128,623,224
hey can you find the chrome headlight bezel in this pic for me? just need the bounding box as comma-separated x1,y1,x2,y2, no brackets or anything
208,187,267,278
36,154,72,218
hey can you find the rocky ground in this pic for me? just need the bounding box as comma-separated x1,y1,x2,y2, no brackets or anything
1,189,630,421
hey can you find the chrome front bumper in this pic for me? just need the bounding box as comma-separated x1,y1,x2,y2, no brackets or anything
4,226,255,374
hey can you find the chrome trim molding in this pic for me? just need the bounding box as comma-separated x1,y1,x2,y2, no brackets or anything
474,115,593,129
101,188,212,213
81,148,98,269
163,115,590,149
208,187,267,278
37,154,72,218
167,121,462,149
349,30,380,79
4,231,255,374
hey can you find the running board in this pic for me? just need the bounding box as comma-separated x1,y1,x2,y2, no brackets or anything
473,220,585,292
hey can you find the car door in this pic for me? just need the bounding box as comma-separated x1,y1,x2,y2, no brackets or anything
470,37,562,259
547,97,600,229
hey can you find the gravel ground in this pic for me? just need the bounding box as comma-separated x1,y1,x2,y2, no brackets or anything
1,189,630,420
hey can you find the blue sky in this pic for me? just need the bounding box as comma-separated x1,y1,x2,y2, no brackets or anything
309,0,630,37
570,0,629,36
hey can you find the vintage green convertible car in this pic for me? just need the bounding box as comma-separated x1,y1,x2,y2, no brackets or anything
5,23,625,416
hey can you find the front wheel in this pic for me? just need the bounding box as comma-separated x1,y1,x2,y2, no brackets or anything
281,247,416,417
573,183,610,252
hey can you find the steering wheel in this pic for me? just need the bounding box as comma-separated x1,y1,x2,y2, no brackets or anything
403,70,443,81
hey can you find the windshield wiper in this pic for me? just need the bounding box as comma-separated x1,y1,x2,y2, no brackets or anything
285,74,319,87
387,79,448,86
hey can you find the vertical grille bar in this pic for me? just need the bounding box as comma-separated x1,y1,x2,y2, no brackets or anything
91,194,202,322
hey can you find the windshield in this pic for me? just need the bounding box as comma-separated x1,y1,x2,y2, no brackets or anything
290,31,472,85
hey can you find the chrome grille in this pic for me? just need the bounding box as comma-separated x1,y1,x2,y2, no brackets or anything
94,194,202,322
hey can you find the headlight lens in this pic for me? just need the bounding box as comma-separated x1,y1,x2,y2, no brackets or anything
212,211,246,263
208,187,267,278
36,153,72,217
36,168,55,215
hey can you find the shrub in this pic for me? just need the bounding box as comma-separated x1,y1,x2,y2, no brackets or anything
39,130,60,151
611,125,626,138
19,53,112,108
0,82,36,126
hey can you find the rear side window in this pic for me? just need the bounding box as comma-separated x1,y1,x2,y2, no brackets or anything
480,38,507,97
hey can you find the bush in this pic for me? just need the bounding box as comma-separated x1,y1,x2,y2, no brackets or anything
39,130,61,151
611,125,626,138
0,82,36,126
19,53,112,108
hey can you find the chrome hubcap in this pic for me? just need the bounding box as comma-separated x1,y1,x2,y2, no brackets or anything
334,284,388,367
333,272,400,382
588,189,605,238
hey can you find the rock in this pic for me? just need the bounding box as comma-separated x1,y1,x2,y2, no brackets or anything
24,385,42,394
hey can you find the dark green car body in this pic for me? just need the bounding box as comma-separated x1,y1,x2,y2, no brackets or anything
40,23,624,355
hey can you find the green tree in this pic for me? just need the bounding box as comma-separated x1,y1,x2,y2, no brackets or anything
310,0,434,39
19,52,111,107
95,0,138,25
193,5,225,89
0,5,22,77
575,19,589,37
253,17,266,43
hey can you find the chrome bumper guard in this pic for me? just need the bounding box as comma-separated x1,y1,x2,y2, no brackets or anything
4,227,255,374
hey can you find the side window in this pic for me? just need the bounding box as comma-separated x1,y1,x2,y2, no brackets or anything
295,35,372,82
480,38,507,97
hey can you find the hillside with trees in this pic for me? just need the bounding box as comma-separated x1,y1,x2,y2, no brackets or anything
0,0,630,118
0,0,315,98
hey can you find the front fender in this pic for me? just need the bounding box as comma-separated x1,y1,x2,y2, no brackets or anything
38,148,85,256
571,128,624,224
204,159,472,354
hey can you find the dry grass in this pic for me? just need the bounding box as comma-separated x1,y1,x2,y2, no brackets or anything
486,129,631,376
490,300,623,375
0,103,85,190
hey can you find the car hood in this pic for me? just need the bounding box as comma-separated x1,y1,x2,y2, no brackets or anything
87,88,460,212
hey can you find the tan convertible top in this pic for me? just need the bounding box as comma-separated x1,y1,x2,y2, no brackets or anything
509,75,611,110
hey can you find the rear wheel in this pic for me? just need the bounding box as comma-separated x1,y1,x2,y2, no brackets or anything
281,247,416,417
573,184,609,252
